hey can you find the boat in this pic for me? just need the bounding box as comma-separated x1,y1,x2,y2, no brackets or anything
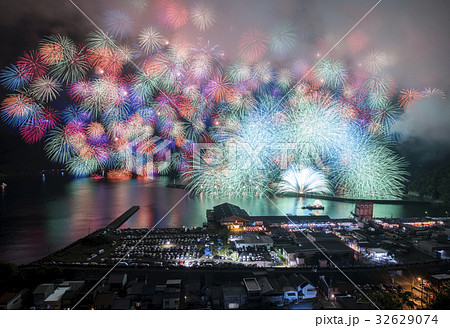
301,199,324,210
302,205,324,210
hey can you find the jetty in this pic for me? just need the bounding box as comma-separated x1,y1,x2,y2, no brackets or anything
105,206,140,230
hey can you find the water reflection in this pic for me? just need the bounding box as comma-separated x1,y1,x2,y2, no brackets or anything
0,175,449,265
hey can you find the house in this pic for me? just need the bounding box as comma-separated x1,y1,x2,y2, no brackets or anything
163,279,181,309
163,291,180,309
58,281,85,292
0,289,28,310
282,245,306,266
276,275,297,302
44,287,71,310
243,278,261,302
94,292,115,310
282,287,298,303
257,276,283,305
61,290,77,310
319,275,355,300
33,283,55,307
107,273,127,291
223,285,247,309
288,273,317,299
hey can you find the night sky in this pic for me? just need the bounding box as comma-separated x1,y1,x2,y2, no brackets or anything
1,0,450,178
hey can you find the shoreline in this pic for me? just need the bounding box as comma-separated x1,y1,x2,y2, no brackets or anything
165,183,447,206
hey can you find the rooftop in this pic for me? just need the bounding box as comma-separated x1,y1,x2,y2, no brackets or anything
33,283,54,295
213,203,249,221
243,278,261,292
236,234,274,245
45,287,71,303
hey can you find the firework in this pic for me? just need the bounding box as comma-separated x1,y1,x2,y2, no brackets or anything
278,166,331,195
138,26,164,53
239,29,268,63
314,59,347,89
0,64,32,90
160,0,189,29
0,3,436,200
30,75,62,102
398,88,423,108
1,94,41,127
104,10,134,39
203,75,232,102
269,23,296,57
190,2,216,31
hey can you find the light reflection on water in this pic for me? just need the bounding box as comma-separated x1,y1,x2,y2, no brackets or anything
0,175,448,265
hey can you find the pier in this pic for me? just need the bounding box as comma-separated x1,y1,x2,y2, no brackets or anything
105,206,140,230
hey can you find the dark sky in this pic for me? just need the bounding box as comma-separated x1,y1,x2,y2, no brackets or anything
1,0,450,177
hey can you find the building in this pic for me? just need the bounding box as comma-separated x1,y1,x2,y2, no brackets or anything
111,296,131,310
163,279,181,309
234,234,274,250
33,283,55,307
107,272,127,291
211,286,223,309
243,278,261,302
257,276,283,305
367,247,390,260
276,275,298,303
212,203,250,221
0,289,27,310
282,245,305,267
220,216,250,231
413,239,450,259
354,202,374,220
223,285,247,309
94,293,115,310
44,287,71,310
288,273,317,299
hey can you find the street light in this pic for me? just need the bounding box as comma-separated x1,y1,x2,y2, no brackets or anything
425,211,428,218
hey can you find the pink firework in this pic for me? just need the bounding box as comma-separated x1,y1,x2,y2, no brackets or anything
20,119,47,143
17,50,48,79
1,94,39,126
159,0,189,29
69,79,92,103
41,106,60,130
398,88,423,108
346,30,368,53
88,47,124,77
239,29,268,63
204,75,232,102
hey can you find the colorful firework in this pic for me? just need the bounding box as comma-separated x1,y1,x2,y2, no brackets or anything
0,2,438,201
239,29,268,63
190,2,216,31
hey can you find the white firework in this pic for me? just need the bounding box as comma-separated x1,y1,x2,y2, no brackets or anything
278,166,331,195
190,2,216,31
138,26,164,53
